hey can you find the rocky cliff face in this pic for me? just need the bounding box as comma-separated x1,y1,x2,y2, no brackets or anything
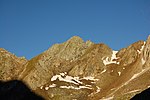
0,48,27,81
1,36,150,100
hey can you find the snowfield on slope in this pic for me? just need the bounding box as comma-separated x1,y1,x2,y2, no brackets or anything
103,51,119,65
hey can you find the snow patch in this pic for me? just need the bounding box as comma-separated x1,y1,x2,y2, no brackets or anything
112,51,118,59
147,86,150,88
137,42,145,54
142,58,146,65
96,86,101,93
85,84,92,87
141,42,145,51
50,73,99,91
40,86,43,89
81,76,99,81
116,62,120,64
51,72,99,89
60,85,92,90
100,96,114,100
60,73,65,76
91,81,96,84
45,86,49,90
88,86,101,97
51,74,82,85
49,84,56,88
137,50,141,54
51,73,99,85
118,72,121,76
101,69,106,74
103,51,119,65
51,75,59,81
110,88,115,90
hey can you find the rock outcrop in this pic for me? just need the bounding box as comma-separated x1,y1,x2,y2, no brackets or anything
0,48,27,81
1,35,150,100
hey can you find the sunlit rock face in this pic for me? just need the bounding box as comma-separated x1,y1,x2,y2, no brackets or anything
1,35,150,100
0,48,27,81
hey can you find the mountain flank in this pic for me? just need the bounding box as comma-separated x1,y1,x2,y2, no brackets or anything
0,35,150,100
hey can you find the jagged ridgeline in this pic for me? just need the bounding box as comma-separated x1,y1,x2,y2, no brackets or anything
0,36,150,100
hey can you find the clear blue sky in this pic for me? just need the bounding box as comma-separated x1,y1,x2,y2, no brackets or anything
0,0,150,59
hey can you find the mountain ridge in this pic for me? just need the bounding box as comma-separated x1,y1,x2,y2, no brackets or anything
0,35,150,100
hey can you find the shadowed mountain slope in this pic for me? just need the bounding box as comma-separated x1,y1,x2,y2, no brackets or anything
131,88,150,100
0,80,44,100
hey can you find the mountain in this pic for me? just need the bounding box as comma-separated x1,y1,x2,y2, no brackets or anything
0,35,150,100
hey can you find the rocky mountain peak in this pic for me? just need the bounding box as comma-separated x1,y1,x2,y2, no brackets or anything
1,36,150,100
45,36,94,61
66,36,84,43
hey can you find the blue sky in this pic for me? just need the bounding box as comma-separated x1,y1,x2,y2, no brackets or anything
0,0,150,59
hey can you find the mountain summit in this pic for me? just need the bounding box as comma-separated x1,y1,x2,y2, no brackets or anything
0,36,150,100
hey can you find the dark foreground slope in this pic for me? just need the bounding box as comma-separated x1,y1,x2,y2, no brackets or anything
131,88,150,100
0,80,44,100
